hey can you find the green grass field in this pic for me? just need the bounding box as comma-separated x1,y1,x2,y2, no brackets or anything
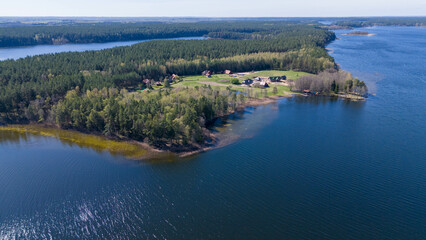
168,70,306,97
181,70,309,81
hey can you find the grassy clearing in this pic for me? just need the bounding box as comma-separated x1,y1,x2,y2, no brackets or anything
174,70,305,97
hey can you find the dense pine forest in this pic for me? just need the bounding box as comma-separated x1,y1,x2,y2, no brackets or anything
1,17,424,48
0,21,329,47
0,21,337,148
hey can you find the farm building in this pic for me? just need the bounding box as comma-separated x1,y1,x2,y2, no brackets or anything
242,79,253,85
252,81,269,88
260,81,269,88
269,76,287,82
202,70,212,77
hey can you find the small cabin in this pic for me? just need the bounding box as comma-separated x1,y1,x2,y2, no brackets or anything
242,79,253,85
224,70,232,75
156,82,163,86
303,89,311,94
254,77,261,81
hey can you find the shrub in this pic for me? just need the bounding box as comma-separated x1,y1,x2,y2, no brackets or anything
230,78,240,84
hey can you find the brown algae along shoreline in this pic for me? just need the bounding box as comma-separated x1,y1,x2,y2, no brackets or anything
0,125,159,160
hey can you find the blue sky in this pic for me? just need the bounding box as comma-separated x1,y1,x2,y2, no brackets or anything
1,0,426,17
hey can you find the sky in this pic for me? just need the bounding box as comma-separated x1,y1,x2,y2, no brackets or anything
1,0,426,17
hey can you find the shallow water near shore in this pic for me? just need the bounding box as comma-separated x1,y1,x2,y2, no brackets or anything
1,27,426,239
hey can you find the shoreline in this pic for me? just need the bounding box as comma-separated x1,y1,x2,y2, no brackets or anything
0,95,292,160
0,92,363,160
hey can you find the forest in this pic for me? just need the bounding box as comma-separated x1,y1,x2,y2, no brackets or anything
0,21,329,47
290,69,368,96
52,86,244,148
1,17,424,48
0,21,338,148
330,17,426,28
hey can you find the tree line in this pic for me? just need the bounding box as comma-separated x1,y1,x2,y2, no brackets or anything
290,68,367,96
0,21,334,47
329,17,426,28
52,86,243,147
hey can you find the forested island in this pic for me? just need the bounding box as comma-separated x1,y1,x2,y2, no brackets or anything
0,21,330,47
346,31,371,36
0,20,367,154
323,17,426,29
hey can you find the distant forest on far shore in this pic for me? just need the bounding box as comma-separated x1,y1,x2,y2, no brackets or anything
0,17,425,47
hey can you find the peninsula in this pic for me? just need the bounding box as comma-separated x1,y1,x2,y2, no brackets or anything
0,20,367,156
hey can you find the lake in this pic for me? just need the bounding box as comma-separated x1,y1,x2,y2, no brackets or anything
0,37,204,61
0,27,425,239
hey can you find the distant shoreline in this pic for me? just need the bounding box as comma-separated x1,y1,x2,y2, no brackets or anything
344,31,376,36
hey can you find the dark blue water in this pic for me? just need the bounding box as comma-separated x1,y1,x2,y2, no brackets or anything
0,37,204,61
0,27,425,239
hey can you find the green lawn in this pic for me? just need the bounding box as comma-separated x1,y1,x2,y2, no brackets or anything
182,70,309,81
161,70,308,97
181,74,232,83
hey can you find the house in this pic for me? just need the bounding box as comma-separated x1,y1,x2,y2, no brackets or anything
156,82,163,86
224,70,232,75
242,79,253,85
254,77,261,81
303,89,311,94
252,81,269,88
269,76,280,82
143,79,150,84
260,81,269,88
269,76,277,82
202,70,212,77
171,74,179,80
269,75,287,82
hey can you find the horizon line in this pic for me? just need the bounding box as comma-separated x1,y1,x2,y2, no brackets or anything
1,15,426,18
